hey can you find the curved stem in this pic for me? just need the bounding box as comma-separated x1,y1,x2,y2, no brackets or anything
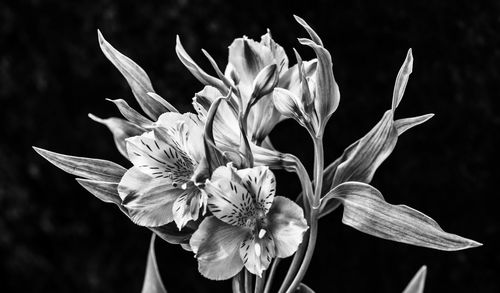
285,137,323,293
232,271,245,293
263,258,280,293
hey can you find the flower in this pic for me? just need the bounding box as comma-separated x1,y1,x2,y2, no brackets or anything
190,165,308,280
118,112,207,230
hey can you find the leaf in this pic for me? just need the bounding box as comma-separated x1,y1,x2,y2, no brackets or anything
106,99,154,128
75,179,120,205
141,234,167,293
33,147,126,182
322,181,482,251
294,15,323,46
392,49,413,111
332,110,397,186
98,30,176,120
402,266,427,293
88,114,145,158
394,114,434,136
203,97,229,173
175,35,226,93
295,283,315,293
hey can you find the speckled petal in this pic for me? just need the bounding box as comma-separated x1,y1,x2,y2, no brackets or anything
190,216,248,280
118,167,183,227
267,196,308,258
236,166,276,214
239,230,275,277
204,165,255,227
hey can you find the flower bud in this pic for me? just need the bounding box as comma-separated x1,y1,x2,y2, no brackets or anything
250,63,279,104
273,87,310,128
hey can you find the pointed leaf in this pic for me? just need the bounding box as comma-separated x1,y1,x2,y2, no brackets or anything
203,97,229,172
201,49,234,89
332,110,397,186
33,147,126,182
88,114,145,158
141,234,167,293
402,266,427,293
392,49,413,111
175,36,226,93
75,179,120,205
322,182,482,251
394,114,434,136
98,30,173,119
106,99,153,127
294,15,323,46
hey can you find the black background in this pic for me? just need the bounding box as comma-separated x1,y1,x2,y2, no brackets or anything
1,0,499,292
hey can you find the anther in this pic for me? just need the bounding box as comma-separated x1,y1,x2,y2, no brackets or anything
258,229,267,239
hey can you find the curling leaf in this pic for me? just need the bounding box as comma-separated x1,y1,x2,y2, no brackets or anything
321,182,482,251
33,147,126,183
394,114,434,136
88,114,144,158
141,234,167,293
107,99,154,128
402,266,427,293
295,283,315,292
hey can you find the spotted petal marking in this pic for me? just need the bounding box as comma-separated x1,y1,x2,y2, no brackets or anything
204,166,257,227
172,187,203,230
126,130,195,188
239,231,276,277
236,166,275,214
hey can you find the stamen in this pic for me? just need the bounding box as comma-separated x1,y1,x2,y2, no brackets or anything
258,229,267,239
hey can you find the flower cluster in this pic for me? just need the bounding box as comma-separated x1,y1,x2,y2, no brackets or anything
35,16,480,292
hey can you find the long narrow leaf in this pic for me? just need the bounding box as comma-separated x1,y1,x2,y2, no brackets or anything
332,110,397,186
141,234,167,293
88,114,144,158
107,98,154,127
394,114,434,136
392,49,413,111
98,30,176,119
75,179,120,205
33,147,126,182
402,266,427,293
322,181,482,251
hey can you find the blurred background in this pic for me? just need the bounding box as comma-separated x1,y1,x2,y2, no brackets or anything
1,0,499,292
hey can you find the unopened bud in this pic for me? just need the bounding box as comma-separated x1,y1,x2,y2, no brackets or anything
251,63,279,104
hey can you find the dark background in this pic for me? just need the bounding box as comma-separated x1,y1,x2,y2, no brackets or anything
1,0,498,292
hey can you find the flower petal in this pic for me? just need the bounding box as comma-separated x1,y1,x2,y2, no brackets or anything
236,166,276,214
240,232,275,277
118,167,182,227
260,30,289,74
190,216,247,280
172,187,203,230
267,196,308,258
204,165,255,226
127,130,194,187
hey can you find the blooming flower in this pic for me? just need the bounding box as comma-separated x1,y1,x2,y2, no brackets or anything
190,164,308,280
118,112,207,229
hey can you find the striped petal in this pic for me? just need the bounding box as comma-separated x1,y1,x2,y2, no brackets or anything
126,130,195,187
267,196,308,258
236,166,276,214
204,165,256,227
118,167,183,227
190,216,248,280
239,230,275,277
172,187,204,230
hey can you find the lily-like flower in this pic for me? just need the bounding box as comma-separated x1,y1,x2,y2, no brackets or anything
118,112,207,230
190,165,308,280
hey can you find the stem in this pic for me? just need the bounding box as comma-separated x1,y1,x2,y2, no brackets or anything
263,258,280,293
245,269,254,293
254,272,266,293
285,137,324,293
232,271,245,293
